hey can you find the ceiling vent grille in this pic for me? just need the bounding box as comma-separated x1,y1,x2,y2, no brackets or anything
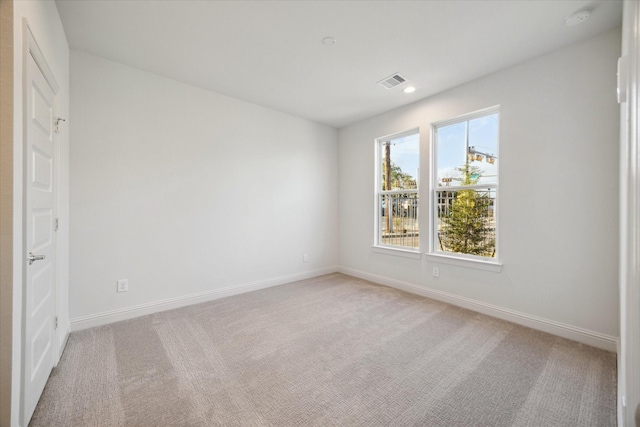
378,73,406,89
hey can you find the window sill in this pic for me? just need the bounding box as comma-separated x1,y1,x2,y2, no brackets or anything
372,245,422,260
424,253,502,272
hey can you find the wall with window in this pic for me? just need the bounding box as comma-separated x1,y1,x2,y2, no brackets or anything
69,51,338,326
338,29,620,340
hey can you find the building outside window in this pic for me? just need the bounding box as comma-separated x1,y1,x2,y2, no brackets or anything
432,108,499,260
375,129,420,250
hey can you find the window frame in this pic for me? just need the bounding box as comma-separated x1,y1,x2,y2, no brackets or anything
373,128,420,256
429,107,501,267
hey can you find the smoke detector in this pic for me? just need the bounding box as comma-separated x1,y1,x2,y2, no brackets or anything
321,37,336,46
564,10,590,26
378,73,406,90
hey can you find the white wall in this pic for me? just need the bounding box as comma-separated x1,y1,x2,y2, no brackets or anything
69,51,338,325
338,29,621,343
12,1,70,426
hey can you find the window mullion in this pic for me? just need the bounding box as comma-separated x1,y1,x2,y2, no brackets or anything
380,190,419,195
438,184,496,192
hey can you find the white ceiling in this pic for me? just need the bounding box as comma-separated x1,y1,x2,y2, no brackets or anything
55,0,623,129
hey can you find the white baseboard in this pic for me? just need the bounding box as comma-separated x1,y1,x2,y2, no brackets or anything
70,266,339,331
338,266,618,352
70,265,618,352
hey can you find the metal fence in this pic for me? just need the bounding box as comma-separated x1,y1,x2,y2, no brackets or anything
379,189,496,255
380,193,419,248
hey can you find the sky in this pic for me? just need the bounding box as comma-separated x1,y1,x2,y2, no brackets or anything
386,132,419,186
437,113,498,186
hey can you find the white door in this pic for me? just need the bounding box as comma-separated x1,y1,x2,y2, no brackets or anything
23,50,58,422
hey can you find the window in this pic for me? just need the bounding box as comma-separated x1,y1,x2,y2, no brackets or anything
375,129,419,251
432,108,499,261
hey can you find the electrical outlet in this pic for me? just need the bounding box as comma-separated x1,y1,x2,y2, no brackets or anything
303,253,309,262
432,267,439,278
117,279,129,293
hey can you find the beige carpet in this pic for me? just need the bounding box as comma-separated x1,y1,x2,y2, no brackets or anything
30,273,616,426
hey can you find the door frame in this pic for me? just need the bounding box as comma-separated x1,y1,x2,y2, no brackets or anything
20,19,61,424
619,1,640,426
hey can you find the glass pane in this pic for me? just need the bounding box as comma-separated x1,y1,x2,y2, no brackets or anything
436,121,467,186
437,112,499,187
380,133,419,191
468,113,498,185
436,188,496,258
380,193,419,249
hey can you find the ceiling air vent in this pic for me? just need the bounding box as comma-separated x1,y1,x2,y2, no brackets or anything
378,73,406,90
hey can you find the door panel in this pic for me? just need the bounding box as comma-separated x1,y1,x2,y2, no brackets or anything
30,317,52,379
32,148,52,191
23,51,57,422
32,209,53,248
31,264,52,316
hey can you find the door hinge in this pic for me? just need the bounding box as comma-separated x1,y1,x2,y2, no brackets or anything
55,218,59,231
54,316,58,329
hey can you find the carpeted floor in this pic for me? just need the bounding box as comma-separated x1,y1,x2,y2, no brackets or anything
30,273,616,426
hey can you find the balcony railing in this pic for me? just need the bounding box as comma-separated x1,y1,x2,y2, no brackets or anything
380,193,419,249
378,189,496,256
